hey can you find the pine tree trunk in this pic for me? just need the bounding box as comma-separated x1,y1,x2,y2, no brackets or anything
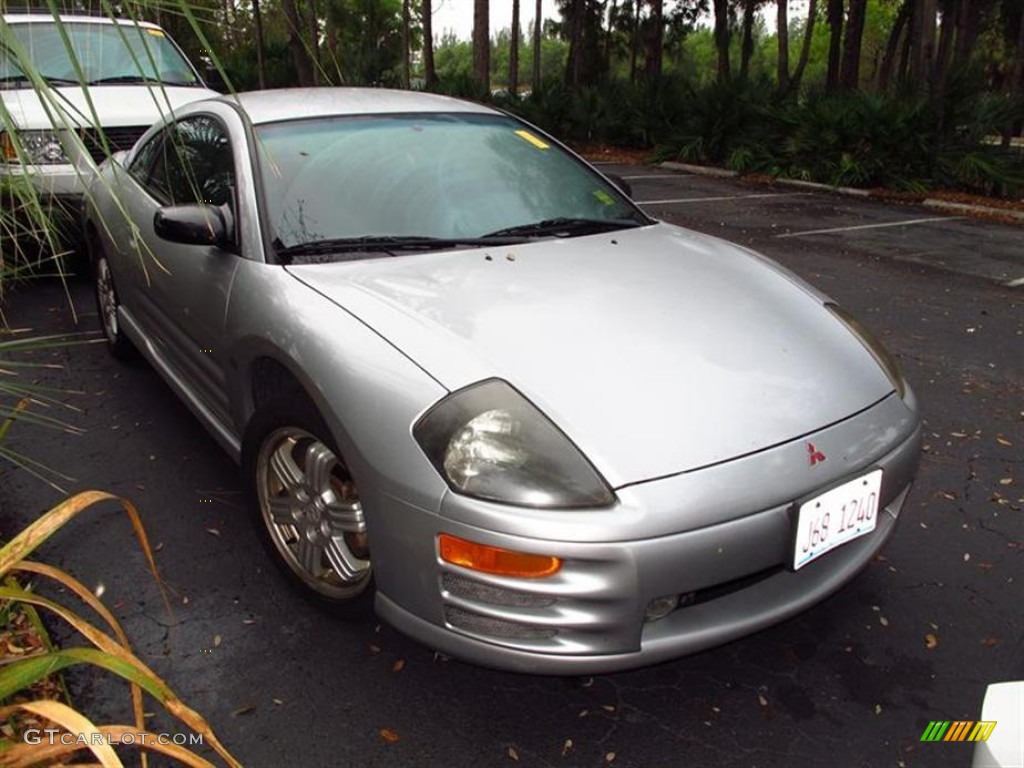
790,0,818,93
909,0,937,83
739,0,755,79
777,0,790,90
566,0,585,85
630,0,641,83
252,0,267,88
877,0,908,90
930,0,957,101
839,0,867,89
897,0,914,82
533,0,542,91
307,0,320,85
645,0,664,77
473,0,490,89
423,0,437,87
604,0,618,70
282,0,315,86
510,0,520,94
401,0,411,87
713,0,731,83
1003,6,1024,145
825,0,843,91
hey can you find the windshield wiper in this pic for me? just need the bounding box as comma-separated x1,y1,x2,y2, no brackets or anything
87,75,164,85
483,217,644,239
0,74,81,87
275,234,524,264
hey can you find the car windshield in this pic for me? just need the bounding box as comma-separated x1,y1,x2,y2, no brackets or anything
254,113,649,253
0,21,199,87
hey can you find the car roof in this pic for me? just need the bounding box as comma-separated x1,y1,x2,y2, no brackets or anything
219,87,499,125
2,13,162,28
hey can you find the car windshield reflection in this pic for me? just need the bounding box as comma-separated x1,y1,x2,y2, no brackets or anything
255,113,650,258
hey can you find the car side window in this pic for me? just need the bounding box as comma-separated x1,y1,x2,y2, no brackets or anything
145,115,236,211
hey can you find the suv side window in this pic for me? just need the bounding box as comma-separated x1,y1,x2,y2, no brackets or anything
143,115,236,211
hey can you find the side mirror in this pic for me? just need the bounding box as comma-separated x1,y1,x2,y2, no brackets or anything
154,204,231,248
606,173,633,198
204,66,228,93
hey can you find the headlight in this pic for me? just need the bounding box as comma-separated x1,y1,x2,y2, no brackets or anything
825,302,906,399
414,379,615,509
1,130,69,164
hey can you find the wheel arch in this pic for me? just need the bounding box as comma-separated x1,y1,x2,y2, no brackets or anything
240,351,367,476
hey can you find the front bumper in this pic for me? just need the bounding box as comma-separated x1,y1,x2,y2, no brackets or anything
0,161,89,198
0,164,89,254
374,392,922,674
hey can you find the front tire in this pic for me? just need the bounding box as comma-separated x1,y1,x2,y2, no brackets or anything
91,235,135,360
242,396,374,617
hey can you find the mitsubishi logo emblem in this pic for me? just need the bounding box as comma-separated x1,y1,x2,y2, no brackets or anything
807,442,827,466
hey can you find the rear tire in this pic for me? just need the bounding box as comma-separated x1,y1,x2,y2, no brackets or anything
91,234,136,360
242,395,374,617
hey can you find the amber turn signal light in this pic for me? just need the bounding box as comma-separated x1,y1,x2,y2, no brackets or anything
1,133,17,161
438,534,562,578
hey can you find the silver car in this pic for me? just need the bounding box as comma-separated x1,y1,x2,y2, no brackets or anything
84,88,922,674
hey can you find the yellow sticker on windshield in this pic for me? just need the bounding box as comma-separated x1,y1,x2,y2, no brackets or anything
146,28,166,36
593,189,615,205
515,130,549,150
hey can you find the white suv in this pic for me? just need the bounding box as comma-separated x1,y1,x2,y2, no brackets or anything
0,11,218,245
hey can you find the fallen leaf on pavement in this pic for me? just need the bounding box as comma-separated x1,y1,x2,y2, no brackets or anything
231,704,256,717
392,659,405,673
981,637,1001,648
605,752,616,763
507,746,519,761
379,728,400,744
925,633,939,650
562,739,573,756
206,528,220,536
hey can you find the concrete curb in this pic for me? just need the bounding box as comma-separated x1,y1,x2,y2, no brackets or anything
658,161,1022,222
659,161,738,178
922,198,1024,221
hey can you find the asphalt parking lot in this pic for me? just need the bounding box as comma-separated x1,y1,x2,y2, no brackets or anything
2,164,1022,768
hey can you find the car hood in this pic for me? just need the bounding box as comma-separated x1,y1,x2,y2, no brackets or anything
0,84,215,129
287,223,896,487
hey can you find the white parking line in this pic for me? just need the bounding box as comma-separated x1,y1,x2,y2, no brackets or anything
775,216,964,238
636,192,811,205
1005,276,1024,288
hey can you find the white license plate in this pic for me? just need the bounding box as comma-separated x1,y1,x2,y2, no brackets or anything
792,469,883,570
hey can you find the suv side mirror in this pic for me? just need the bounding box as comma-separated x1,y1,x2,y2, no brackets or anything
204,66,228,93
606,173,632,198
